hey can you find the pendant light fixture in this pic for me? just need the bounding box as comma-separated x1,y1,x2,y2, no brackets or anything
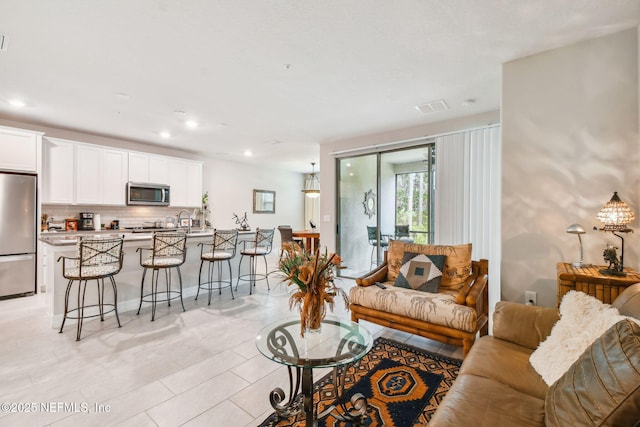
302,162,320,198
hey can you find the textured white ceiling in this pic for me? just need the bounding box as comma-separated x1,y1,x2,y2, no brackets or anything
0,0,638,172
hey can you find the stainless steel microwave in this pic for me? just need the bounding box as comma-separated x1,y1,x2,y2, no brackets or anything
127,182,170,206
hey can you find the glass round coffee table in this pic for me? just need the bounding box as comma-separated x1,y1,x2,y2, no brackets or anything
256,316,373,427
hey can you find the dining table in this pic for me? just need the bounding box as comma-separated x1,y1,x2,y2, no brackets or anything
292,230,320,253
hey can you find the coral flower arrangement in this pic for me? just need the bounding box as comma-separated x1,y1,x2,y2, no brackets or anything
279,243,349,336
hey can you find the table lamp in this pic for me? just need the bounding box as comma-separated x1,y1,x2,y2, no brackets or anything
566,224,590,268
596,192,636,276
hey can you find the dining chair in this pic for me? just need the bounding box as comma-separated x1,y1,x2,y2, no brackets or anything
277,225,303,260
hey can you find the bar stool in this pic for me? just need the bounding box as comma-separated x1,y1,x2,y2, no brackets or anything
196,229,238,303
58,237,124,341
236,228,274,295
137,232,187,321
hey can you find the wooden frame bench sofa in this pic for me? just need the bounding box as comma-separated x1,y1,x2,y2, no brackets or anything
350,240,488,357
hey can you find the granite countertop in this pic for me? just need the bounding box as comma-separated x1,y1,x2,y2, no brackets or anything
39,229,216,246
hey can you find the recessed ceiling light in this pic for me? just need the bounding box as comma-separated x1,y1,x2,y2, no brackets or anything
185,120,198,129
461,99,476,108
243,150,252,157
159,131,171,138
9,99,26,108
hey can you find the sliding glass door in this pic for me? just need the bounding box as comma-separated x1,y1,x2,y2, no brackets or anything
337,143,434,278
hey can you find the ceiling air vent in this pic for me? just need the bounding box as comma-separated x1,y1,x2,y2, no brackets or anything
415,99,449,114
0,34,8,52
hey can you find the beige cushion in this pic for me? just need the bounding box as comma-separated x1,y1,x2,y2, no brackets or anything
386,241,472,290
429,374,546,427
545,319,640,427
201,251,233,261
64,265,119,279
349,283,477,332
461,336,549,400
142,257,184,267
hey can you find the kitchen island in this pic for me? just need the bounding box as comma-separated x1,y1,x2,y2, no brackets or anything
40,229,260,328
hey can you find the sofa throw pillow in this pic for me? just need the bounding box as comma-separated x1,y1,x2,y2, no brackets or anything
386,240,472,290
529,290,640,386
393,252,446,293
545,319,640,427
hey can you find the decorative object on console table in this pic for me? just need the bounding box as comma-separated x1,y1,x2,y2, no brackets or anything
556,262,640,306
595,191,636,276
279,247,348,336
565,223,590,267
232,212,250,231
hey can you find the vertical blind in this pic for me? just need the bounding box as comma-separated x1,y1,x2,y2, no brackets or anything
434,125,501,308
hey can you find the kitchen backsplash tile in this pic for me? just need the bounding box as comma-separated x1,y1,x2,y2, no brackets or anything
41,205,200,229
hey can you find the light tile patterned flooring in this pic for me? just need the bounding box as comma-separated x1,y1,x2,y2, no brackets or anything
0,273,463,427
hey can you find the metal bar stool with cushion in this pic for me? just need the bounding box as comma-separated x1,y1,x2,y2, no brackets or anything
236,228,275,295
137,232,187,321
58,237,124,341
367,225,389,268
394,225,414,243
196,229,238,303
277,225,303,260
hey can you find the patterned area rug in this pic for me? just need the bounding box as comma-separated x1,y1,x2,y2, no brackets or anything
258,337,462,427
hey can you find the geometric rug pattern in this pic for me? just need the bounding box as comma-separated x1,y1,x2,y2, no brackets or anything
259,337,462,426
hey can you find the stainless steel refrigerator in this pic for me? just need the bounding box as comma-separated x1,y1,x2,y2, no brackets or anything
0,172,36,297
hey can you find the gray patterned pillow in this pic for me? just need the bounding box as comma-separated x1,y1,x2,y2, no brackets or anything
393,252,446,293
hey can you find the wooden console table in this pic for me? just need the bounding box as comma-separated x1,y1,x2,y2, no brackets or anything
556,262,640,306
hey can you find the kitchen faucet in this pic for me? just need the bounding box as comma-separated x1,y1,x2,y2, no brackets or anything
177,210,191,234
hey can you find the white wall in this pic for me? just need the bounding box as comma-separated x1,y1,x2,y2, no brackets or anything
203,158,305,233
501,28,639,307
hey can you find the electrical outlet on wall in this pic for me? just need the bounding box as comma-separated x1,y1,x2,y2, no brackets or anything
525,291,537,306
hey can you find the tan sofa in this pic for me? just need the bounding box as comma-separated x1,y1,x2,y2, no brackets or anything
429,283,640,426
350,241,489,357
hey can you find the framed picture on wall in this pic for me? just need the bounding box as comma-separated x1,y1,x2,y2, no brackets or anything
253,189,276,214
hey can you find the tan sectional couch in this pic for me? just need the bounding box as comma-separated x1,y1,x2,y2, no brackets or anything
429,283,640,426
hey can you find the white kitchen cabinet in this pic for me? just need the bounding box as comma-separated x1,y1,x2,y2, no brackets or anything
149,156,169,184
128,152,149,183
42,138,75,204
102,149,128,205
169,158,188,207
128,152,169,185
44,139,128,206
75,144,102,204
186,161,203,207
168,159,202,208
76,144,128,206
0,126,42,173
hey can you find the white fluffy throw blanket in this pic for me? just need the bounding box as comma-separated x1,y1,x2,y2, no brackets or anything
529,290,638,386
